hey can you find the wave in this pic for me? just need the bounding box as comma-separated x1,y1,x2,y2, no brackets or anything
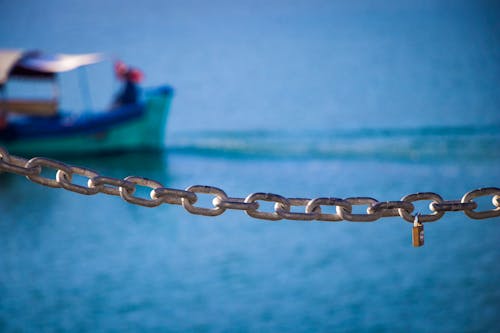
167,125,500,162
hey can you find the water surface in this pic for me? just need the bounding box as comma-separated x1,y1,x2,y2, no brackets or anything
0,1,499,332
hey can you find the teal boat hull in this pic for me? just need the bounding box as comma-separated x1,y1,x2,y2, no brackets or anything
0,86,173,156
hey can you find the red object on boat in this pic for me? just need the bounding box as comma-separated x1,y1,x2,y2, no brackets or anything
128,68,143,83
114,60,143,83
114,60,128,79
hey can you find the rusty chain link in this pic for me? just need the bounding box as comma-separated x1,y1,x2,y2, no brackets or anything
0,147,499,223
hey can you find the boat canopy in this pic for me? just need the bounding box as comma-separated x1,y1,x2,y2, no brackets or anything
0,50,103,85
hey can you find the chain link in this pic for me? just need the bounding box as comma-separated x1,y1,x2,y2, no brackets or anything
275,198,319,221
88,176,135,196
152,187,197,205
461,187,500,219
119,176,165,207
305,197,352,221
0,147,40,177
182,185,227,216
368,201,414,217
244,192,289,221
25,157,72,188
398,192,445,223
0,147,499,223
56,166,101,195
337,197,381,222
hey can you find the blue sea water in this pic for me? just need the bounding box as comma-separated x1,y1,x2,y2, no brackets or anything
0,0,499,332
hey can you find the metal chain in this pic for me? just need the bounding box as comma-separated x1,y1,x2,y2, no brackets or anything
1,146,499,223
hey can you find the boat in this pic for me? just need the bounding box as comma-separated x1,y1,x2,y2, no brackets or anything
0,49,173,155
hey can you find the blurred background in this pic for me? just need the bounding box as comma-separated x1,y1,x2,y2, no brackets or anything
0,0,499,332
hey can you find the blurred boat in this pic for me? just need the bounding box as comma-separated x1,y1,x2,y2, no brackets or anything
0,50,173,155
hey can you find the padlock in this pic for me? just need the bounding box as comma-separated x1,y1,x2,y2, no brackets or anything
412,214,424,247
